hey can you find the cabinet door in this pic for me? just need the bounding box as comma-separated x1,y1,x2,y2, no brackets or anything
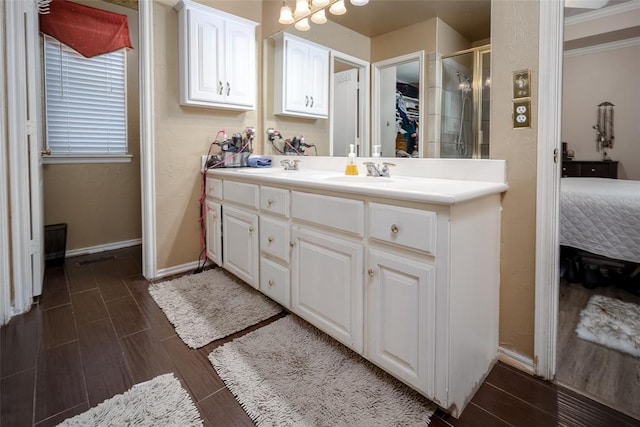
283,38,310,114
306,44,329,117
366,248,436,397
186,8,224,103
222,205,259,288
205,200,222,265
291,226,363,352
224,21,255,107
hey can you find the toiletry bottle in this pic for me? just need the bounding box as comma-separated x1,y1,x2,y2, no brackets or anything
372,145,381,158
345,144,358,175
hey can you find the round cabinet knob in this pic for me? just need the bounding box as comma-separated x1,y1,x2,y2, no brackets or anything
267,199,274,206
368,269,374,278
289,241,295,247
591,168,596,172
390,224,399,233
268,236,274,243
268,280,274,287
248,226,254,232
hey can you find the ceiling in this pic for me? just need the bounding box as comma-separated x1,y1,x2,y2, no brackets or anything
325,0,491,42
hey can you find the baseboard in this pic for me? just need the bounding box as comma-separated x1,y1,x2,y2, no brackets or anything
65,238,142,258
154,260,210,280
497,346,535,375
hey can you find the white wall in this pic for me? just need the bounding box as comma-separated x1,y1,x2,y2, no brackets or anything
562,43,640,180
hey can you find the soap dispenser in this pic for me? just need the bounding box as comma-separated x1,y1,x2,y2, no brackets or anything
345,144,358,175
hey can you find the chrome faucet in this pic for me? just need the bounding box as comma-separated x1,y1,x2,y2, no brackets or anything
280,159,300,171
363,161,395,177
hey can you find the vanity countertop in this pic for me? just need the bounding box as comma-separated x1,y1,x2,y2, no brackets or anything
205,166,508,205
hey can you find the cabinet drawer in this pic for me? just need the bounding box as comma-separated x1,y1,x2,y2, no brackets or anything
561,163,579,177
291,191,364,236
205,177,222,200
260,216,290,263
368,203,436,255
260,186,289,217
223,180,259,209
581,163,610,177
260,257,290,308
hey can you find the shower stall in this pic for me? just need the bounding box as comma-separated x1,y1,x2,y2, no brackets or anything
440,46,491,159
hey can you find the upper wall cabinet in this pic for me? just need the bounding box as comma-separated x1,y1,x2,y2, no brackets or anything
175,0,258,110
274,33,329,119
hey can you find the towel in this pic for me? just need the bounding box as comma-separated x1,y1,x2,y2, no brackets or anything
247,156,272,168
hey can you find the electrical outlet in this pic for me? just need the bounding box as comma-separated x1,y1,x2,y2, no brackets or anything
513,99,531,129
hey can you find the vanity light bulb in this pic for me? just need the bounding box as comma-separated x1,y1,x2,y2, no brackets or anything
349,0,368,5
294,0,311,18
294,17,311,31
311,9,327,24
329,0,347,15
312,0,330,7
279,4,295,24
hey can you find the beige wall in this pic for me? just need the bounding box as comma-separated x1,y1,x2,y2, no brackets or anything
437,18,471,55
43,1,141,252
562,45,640,180
153,0,262,270
490,0,540,358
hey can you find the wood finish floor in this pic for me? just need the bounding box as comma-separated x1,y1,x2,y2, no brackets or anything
1,246,638,426
556,279,640,420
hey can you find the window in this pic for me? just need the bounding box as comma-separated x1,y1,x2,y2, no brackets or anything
43,36,130,163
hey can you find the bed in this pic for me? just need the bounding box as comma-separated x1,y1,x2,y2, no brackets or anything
560,177,640,264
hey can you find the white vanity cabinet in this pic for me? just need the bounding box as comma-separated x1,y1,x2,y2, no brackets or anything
290,191,365,353
273,33,329,118
222,181,259,288
175,0,257,110
204,178,222,265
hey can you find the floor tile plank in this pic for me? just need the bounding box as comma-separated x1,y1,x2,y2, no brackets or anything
39,266,70,310
65,263,97,294
105,296,150,338
33,402,89,427
77,318,125,378
198,388,254,427
70,289,109,326
162,335,225,401
1,369,35,427
39,305,76,351
85,365,133,408
119,329,175,384
34,341,87,423
1,307,40,378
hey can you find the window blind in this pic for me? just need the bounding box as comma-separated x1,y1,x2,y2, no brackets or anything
44,36,127,155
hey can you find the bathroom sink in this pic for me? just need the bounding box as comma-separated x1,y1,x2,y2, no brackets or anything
234,167,279,174
322,175,402,184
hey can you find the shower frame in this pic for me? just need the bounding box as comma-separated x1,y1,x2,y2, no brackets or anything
440,44,491,159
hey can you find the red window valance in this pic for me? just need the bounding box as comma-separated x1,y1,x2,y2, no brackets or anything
39,0,133,58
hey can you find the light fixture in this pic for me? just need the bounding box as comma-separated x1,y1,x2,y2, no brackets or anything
278,1,294,24
294,0,311,18
329,0,347,15
294,17,311,31
349,0,368,5
311,9,327,24
312,0,330,7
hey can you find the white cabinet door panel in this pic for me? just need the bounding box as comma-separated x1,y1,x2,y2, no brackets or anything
187,8,224,103
292,226,363,353
366,248,436,397
205,200,222,265
222,205,259,288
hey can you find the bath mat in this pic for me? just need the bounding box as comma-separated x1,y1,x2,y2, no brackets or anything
149,268,282,348
576,294,640,358
209,315,435,426
58,374,202,426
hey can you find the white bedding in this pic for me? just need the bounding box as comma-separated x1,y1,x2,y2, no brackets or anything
560,178,640,263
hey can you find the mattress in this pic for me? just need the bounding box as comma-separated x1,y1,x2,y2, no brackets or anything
560,178,640,264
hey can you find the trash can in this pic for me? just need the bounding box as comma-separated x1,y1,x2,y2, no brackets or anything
44,223,67,266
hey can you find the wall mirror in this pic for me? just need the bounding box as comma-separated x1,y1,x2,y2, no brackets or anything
261,0,491,158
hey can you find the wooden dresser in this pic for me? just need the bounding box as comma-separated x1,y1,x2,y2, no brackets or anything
561,160,618,179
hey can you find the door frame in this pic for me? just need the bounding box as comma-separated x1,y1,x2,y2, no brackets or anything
329,50,370,157
0,1,10,323
533,0,564,380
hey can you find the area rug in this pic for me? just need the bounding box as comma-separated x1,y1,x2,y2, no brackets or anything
209,315,435,426
576,294,640,358
149,268,282,348
58,374,202,426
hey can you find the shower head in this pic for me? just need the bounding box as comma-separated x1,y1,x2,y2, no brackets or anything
457,72,472,94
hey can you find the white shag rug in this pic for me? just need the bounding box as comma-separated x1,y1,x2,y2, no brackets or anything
209,316,436,426
576,294,640,358
149,268,282,348
57,374,202,426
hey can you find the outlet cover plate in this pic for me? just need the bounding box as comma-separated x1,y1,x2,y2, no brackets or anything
513,99,531,129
